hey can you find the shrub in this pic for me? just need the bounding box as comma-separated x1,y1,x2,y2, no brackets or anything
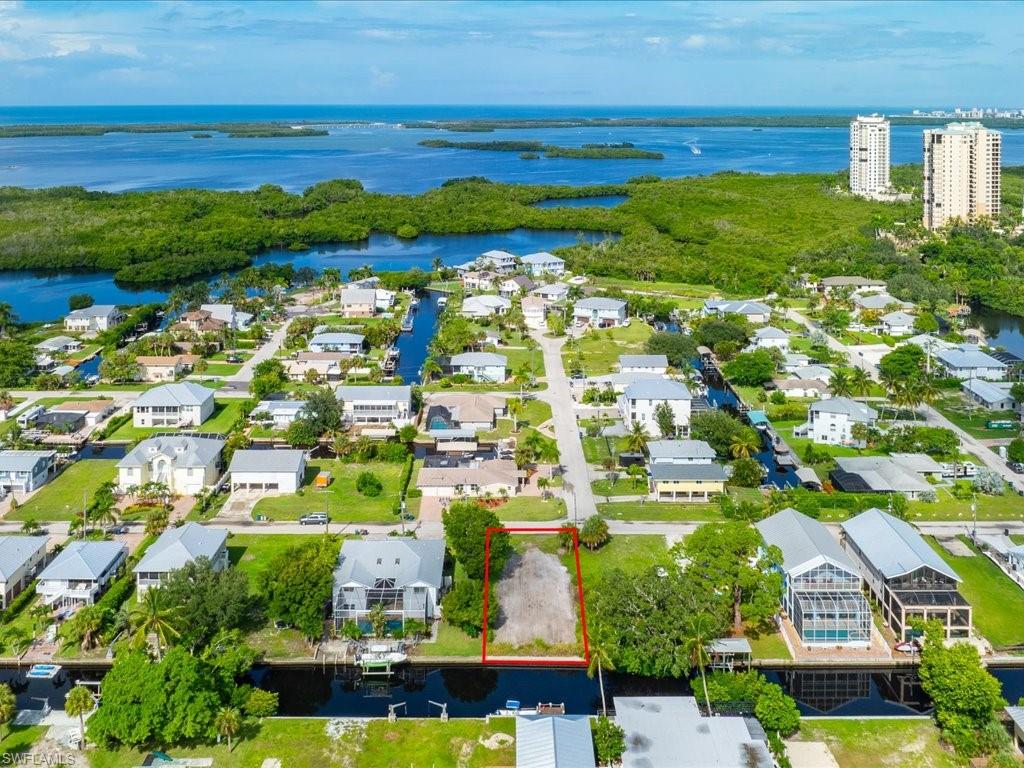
356,471,383,497
593,715,626,765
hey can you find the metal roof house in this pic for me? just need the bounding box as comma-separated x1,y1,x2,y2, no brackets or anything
0,536,48,609
647,439,716,465
134,522,228,594
64,304,124,333
37,540,128,608
802,396,877,446
333,539,446,631
335,385,414,427
702,299,772,324
447,352,508,383
252,399,307,429
308,332,366,355
520,251,566,276
0,450,57,494
830,454,940,500
131,381,216,428
757,508,871,648
841,508,970,640
935,345,1008,381
228,449,307,493
618,354,669,374
961,378,1016,411
619,379,692,438
118,435,224,495
572,297,627,328
614,696,773,768
648,462,729,502
515,715,595,768
460,294,512,319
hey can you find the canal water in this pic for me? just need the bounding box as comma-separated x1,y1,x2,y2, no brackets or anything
971,305,1024,359
10,664,1024,719
395,290,441,385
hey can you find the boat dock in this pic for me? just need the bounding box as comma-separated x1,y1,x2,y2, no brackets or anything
382,347,400,375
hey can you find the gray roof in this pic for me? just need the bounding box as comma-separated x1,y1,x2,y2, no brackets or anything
619,354,668,368
338,288,377,305
705,299,771,316
134,522,227,574
66,304,118,319
881,310,916,325
255,399,307,415
516,715,595,768
521,251,564,265
647,439,716,461
531,283,569,297
335,385,412,403
623,378,691,401
753,326,789,339
35,336,79,351
450,352,508,367
834,455,935,494
821,275,885,288
841,508,959,581
118,435,224,470
810,396,877,421
615,696,772,768
1007,706,1024,732
707,637,752,654
649,463,729,481
39,540,126,581
574,297,626,311
0,536,47,580
0,450,56,472
334,539,444,590
309,332,365,346
854,293,904,310
962,378,1014,406
936,346,1007,371
228,449,306,475
756,507,857,576
133,381,214,409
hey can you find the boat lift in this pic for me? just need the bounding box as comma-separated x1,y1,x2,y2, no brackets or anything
387,701,406,722
428,700,449,722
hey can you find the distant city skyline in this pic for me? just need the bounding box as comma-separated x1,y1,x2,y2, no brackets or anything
0,1,1022,107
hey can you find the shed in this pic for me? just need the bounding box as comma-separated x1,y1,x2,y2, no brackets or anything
315,471,333,488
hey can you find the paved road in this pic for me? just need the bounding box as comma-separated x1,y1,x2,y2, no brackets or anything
921,403,1024,493
533,330,598,521
220,318,293,394
786,308,885,375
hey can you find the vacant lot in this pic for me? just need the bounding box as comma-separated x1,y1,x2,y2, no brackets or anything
793,718,959,768
9,459,117,521
494,545,576,647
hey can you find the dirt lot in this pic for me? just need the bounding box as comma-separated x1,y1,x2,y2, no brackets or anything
493,545,577,646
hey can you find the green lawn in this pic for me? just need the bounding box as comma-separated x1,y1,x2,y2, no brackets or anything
592,476,646,498
494,495,567,521
589,276,722,300
106,399,245,440
927,536,1024,648
10,459,117,521
228,533,341,586
562,319,655,375
744,625,791,660
574,534,672,585
501,346,546,378
582,434,630,464
414,620,484,658
909,486,1024,523
0,725,45,760
598,501,725,522
934,395,1019,439
794,718,960,768
251,461,406,523
198,362,242,376
479,400,553,440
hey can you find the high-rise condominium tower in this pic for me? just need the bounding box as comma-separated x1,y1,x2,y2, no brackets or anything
849,115,891,197
922,122,1001,230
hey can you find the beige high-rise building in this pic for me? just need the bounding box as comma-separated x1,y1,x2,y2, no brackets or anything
922,122,1001,230
849,115,891,197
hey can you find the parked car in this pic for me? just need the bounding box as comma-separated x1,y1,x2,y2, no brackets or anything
1008,461,1024,474
106,524,130,535
299,513,330,526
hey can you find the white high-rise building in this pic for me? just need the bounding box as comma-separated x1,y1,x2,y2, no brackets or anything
849,115,891,197
923,122,1001,230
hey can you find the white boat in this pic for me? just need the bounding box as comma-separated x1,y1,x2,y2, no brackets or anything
27,664,62,679
357,644,408,670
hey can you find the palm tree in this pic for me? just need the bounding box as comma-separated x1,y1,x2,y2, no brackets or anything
431,257,443,274
537,441,561,479
729,430,760,460
129,588,179,660
625,421,648,454
0,302,16,337
849,367,871,399
421,356,442,384
72,605,107,652
507,398,525,432
215,706,243,752
586,634,616,716
684,613,716,713
65,686,94,748
330,429,351,459
829,369,852,398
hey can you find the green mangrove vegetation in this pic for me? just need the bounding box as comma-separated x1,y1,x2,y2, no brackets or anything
418,139,663,159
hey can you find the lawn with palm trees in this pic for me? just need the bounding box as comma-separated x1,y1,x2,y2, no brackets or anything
8,459,117,521
561,319,655,376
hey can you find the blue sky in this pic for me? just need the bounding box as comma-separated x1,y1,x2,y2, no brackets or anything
0,0,1021,107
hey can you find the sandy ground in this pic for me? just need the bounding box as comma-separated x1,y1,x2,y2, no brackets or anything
493,546,576,646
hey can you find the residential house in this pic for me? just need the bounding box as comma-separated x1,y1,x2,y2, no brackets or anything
446,352,508,383
853,292,912,313
572,297,627,328
831,454,943,500
756,508,871,648
136,354,200,382
619,379,692,437
818,275,887,294
332,539,445,630
841,508,971,640
35,336,82,356
648,463,728,502
0,536,48,608
131,382,215,428
134,522,228,594
416,458,522,498
773,378,830,399
520,251,566,276
802,396,877,446
337,287,378,317
782,353,812,373
515,715,595,768
308,332,366,355
647,439,717,464
200,303,253,330
586,371,666,394
285,352,345,382
49,400,116,427
619,354,669,374
748,326,790,352
530,283,570,304
252,400,307,429
498,275,536,298
962,379,1016,411
615,697,773,768
336,385,414,427
702,299,772,324
173,309,227,334
117,435,225,495
460,294,511,319
790,364,834,382
477,249,518,273
423,393,506,432
34,410,85,434
461,270,499,292
64,305,124,333
880,310,916,336
37,540,128,608
521,296,547,330
935,345,1008,381
228,449,307,493
0,451,57,494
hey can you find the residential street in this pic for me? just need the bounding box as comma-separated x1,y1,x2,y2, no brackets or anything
220,317,293,393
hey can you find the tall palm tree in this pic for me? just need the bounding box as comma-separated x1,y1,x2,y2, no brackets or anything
537,441,561,479
65,686,94,748
684,613,716,713
586,634,616,716
421,357,442,384
849,367,872,400
431,257,443,274
829,369,852,398
129,588,179,660
215,707,243,752
625,421,648,454
507,398,525,432
729,430,760,460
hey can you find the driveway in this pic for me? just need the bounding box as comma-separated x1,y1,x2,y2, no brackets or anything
220,317,293,393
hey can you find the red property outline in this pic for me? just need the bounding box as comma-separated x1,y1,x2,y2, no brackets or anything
481,526,591,667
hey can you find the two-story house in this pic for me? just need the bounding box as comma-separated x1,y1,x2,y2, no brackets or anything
338,287,379,318
37,540,128,608
619,379,692,437
520,252,566,276
200,303,253,330
64,305,124,333
0,536,48,608
646,439,726,502
131,382,215,428
446,352,508,383
802,396,877,446
0,451,57,495
619,355,669,375
336,385,414,427
573,297,627,328
117,435,225,495
134,522,228,595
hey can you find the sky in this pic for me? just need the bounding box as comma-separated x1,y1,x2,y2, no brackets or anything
0,0,1022,107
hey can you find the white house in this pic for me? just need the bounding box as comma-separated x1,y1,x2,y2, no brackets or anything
308,332,366,355
252,400,307,429
748,327,790,352
461,270,499,292
647,439,716,465
880,310,916,336
447,352,508,383
573,297,627,328
460,294,511,319
702,299,772,324
477,249,517,273
935,346,1008,381
773,378,830,399
619,379,692,437
0,536,48,608
819,275,887,294
962,379,1016,411
117,435,225,495
802,396,878,446
37,540,128,608
285,353,345,382
200,303,253,330
782,353,811,373
131,382,216,428
134,522,228,594
853,293,911,313
619,355,669,374
332,539,446,630
520,251,566,276
522,296,547,330
0,451,57,494
64,305,124,333
530,283,570,304
423,393,506,432
35,336,82,356
416,458,522,498
498,275,535,298
228,449,306,493
336,385,414,427
50,400,116,428
790,364,834,382
136,354,200,382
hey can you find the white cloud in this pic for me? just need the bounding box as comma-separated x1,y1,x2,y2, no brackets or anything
360,28,408,40
682,34,707,49
370,65,396,89
644,36,665,45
